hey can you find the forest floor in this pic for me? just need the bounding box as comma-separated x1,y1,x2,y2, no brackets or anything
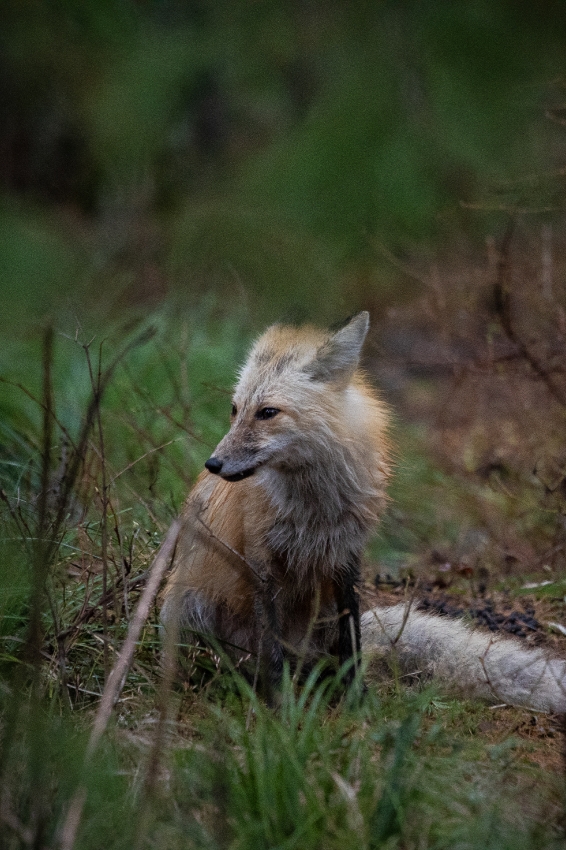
2,232,566,847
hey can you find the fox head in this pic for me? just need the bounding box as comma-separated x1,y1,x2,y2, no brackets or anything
204,312,373,482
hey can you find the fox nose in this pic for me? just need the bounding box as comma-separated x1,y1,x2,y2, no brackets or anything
204,456,223,475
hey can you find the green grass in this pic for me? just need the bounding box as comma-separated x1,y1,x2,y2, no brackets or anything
0,303,564,849
2,668,562,849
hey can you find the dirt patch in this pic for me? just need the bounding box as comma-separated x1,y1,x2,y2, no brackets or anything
362,577,566,655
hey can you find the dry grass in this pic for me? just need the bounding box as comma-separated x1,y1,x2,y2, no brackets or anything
1,248,566,846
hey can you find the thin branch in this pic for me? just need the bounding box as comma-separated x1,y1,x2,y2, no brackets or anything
111,438,181,484
59,519,180,850
196,514,266,584
108,499,130,621
0,377,79,457
24,327,55,679
84,342,111,681
0,489,34,556
493,225,566,408
89,519,179,748
48,327,156,569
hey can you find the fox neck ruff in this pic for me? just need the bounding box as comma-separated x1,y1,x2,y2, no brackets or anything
253,436,388,580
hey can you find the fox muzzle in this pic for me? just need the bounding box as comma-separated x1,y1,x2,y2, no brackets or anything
204,456,256,482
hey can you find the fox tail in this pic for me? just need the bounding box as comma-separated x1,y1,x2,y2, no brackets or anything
361,604,566,713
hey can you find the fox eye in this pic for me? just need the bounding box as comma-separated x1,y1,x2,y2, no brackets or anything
231,403,237,416
255,407,280,420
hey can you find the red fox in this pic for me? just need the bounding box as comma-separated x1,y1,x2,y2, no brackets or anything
161,313,566,711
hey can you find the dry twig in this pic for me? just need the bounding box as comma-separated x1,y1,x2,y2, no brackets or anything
59,519,180,850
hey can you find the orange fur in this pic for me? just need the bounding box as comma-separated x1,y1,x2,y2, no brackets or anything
162,312,390,671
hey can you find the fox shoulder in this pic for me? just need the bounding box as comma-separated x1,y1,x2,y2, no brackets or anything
162,472,255,619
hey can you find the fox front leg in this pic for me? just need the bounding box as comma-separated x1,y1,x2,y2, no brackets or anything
333,556,362,687
253,568,284,703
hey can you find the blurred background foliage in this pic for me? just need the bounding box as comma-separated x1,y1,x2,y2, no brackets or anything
2,0,566,331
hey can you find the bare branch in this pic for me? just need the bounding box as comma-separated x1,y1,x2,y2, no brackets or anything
59,519,180,850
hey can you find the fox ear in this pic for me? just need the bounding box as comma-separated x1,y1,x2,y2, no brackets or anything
307,311,370,383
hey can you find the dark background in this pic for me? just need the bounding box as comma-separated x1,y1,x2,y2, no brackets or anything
2,0,566,326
